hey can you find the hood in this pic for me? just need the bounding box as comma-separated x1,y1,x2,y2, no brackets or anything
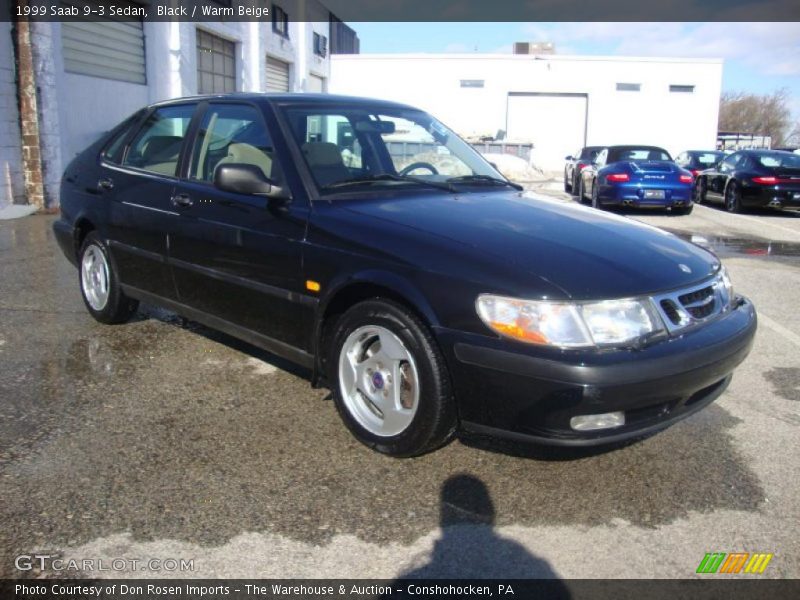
339,191,719,300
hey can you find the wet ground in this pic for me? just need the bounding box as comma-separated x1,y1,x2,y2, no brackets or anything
0,205,798,579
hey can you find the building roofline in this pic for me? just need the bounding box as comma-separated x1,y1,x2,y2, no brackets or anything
331,53,724,65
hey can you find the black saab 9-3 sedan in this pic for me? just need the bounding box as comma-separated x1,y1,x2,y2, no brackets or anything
53,94,757,457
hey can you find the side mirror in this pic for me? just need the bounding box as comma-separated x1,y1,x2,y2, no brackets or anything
214,163,289,199
565,155,574,161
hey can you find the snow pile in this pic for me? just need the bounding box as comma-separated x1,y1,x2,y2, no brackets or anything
481,153,545,183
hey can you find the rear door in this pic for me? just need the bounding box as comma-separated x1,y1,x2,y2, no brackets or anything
167,102,312,351
104,103,198,299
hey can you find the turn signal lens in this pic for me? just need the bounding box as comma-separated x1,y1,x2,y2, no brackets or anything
607,173,630,182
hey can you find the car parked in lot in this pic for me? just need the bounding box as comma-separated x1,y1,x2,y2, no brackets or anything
53,94,756,456
578,145,695,214
563,146,603,195
694,149,800,213
674,150,727,178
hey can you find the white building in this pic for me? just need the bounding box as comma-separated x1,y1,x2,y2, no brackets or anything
1,1,358,210
330,53,723,171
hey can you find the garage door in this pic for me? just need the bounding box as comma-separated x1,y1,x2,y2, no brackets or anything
266,57,290,92
506,93,587,171
308,74,325,93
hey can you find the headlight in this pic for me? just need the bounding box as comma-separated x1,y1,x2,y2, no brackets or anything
476,294,665,348
717,266,734,308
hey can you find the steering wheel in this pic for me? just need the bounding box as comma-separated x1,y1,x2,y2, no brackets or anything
400,162,439,176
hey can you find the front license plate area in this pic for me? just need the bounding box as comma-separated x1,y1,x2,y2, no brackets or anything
644,190,666,199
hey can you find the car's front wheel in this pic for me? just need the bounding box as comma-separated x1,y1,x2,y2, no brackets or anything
563,169,572,193
328,299,457,457
79,232,139,324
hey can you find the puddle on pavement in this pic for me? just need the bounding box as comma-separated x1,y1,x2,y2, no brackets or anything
763,367,800,402
664,230,800,260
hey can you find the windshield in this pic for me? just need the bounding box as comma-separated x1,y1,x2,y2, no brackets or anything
691,152,725,166
280,105,508,194
608,147,672,162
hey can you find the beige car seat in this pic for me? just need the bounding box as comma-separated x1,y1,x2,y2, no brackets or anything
214,143,274,180
301,142,351,187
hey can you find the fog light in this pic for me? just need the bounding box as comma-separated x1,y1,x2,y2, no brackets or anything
570,411,625,431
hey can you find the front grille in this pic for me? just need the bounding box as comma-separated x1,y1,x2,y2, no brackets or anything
678,285,716,319
660,300,682,325
651,275,729,334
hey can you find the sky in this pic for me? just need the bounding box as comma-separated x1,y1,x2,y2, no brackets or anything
352,22,800,120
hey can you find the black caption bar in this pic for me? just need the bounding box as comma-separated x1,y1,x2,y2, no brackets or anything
1,0,800,22
2,579,800,600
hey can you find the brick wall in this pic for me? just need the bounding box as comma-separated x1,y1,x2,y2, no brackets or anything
0,21,24,209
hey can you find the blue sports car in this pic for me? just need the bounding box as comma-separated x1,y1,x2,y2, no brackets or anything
578,145,695,214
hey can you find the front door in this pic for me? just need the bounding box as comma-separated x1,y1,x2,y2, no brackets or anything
168,102,311,350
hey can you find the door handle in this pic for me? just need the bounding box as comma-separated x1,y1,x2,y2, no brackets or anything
171,193,193,208
97,178,114,191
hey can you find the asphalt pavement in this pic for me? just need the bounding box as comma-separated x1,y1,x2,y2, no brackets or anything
0,197,798,579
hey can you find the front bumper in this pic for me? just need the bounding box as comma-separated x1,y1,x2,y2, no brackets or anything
436,296,756,446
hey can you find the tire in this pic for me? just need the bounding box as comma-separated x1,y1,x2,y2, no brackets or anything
578,177,587,204
78,232,139,324
328,299,457,457
694,178,706,205
563,169,572,193
725,181,742,213
573,173,581,197
591,180,602,209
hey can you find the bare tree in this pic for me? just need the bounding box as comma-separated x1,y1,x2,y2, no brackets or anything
718,88,793,147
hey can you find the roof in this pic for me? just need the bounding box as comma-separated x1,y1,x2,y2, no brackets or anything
150,92,417,111
332,53,724,65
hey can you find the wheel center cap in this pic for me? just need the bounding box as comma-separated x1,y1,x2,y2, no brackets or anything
371,371,385,390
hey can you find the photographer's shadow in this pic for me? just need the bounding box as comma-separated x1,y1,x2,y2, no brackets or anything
393,474,571,593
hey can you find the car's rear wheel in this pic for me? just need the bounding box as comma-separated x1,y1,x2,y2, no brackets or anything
725,181,742,213
328,299,457,457
694,178,706,205
79,232,139,324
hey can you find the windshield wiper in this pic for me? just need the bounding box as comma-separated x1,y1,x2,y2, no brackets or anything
323,173,456,193
446,174,523,190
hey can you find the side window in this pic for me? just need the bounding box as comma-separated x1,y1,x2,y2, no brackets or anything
102,114,141,164
190,103,282,184
595,149,607,167
675,153,686,165
720,154,740,171
122,105,196,176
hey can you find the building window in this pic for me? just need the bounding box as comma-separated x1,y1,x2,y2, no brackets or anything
670,85,695,93
313,32,328,57
61,1,146,84
196,30,236,94
329,16,360,55
460,80,484,88
272,4,289,38
616,83,641,92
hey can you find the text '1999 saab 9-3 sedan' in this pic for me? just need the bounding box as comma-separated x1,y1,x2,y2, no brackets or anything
53,94,756,457
579,145,695,214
